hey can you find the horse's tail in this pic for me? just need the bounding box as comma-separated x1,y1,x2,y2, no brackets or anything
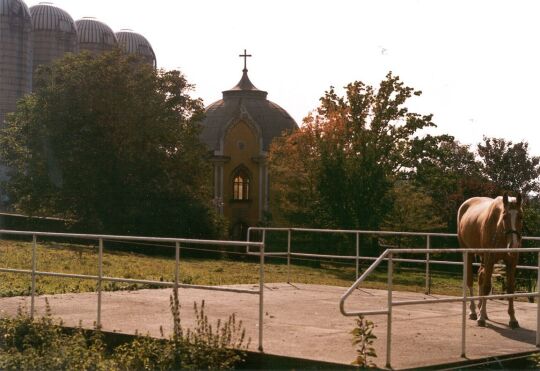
457,201,474,288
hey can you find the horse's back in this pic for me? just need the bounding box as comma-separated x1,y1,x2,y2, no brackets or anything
458,197,498,248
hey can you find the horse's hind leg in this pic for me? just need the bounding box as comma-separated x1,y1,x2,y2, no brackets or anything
467,253,477,320
477,266,488,315
505,254,520,329
478,259,494,327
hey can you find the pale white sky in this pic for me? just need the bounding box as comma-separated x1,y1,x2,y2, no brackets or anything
26,0,540,155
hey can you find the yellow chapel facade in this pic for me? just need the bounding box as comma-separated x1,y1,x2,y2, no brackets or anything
200,53,297,239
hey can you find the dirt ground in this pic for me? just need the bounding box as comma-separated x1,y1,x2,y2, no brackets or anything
0,283,538,369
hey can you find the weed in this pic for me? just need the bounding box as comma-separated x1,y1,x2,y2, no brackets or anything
351,315,377,368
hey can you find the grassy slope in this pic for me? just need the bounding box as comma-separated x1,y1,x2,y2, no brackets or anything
0,239,465,297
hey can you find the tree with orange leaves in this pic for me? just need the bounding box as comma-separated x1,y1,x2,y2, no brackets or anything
269,72,436,230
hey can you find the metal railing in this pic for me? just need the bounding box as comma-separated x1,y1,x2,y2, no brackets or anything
247,227,540,367
247,227,540,294
340,247,540,369
0,229,266,351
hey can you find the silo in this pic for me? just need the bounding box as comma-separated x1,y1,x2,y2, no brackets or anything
0,0,32,209
75,17,117,55
116,29,156,68
0,0,32,129
30,2,78,87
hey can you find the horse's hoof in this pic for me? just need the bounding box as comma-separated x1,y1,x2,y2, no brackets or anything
509,320,520,329
477,318,486,327
469,313,477,320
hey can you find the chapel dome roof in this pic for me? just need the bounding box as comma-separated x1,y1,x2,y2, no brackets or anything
29,3,76,32
201,69,298,152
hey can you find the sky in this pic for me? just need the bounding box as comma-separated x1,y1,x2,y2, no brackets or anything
25,0,540,155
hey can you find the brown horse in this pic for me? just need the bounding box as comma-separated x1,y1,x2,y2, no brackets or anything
457,192,523,328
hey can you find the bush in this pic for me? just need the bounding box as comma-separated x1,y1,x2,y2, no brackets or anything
0,300,113,370
113,287,250,369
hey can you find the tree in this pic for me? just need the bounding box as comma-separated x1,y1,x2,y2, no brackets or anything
0,51,222,238
382,181,444,233
269,72,435,230
477,137,540,195
411,135,495,231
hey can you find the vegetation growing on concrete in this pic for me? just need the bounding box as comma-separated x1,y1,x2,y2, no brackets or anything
0,289,249,370
351,315,377,368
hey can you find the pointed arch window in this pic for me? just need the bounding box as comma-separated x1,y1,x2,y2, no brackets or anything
233,167,250,201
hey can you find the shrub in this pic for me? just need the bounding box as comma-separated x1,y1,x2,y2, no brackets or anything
112,287,250,369
0,300,113,370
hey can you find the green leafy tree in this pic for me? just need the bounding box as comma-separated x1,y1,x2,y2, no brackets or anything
411,136,494,231
382,181,444,233
477,136,540,195
269,72,435,230
0,51,222,237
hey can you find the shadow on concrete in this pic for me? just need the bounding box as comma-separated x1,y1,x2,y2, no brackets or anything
486,320,536,345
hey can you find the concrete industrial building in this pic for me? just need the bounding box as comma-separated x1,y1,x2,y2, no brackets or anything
0,0,156,211
75,17,117,55
29,2,78,87
116,29,156,68
0,0,33,130
0,0,33,206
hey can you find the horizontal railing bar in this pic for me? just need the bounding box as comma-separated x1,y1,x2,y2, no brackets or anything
102,276,175,287
248,226,540,242
249,227,456,238
388,247,540,253
242,252,540,272
0,229,263,248
103,277,259,294
0,268,32,275
246,252,288,256
0,269,258,295
291,252,358,260
342,309,389,316
35,271,98,280
394,292,539,307
173,284,259,294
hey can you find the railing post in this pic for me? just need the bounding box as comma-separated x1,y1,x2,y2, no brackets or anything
386,252,393,369
97,238,103,329
259,240,265,352
30,234,37,319
247,228,251,254
287,229,291,284
355,233,360,280
425,235,431,294
462,252,468,357
537,251,540,347
175,242,180,289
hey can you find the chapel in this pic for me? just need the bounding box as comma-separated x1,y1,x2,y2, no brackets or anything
200,51,298,239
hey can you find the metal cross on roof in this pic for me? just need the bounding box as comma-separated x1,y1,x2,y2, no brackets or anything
239,49,252,71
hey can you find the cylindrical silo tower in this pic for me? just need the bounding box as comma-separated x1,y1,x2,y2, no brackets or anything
75,17,117,55
30,2,78,87
0,0,32,209
0,0,32,129
116,29,156,68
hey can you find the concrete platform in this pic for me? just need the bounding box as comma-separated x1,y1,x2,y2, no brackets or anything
0,283,538,369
